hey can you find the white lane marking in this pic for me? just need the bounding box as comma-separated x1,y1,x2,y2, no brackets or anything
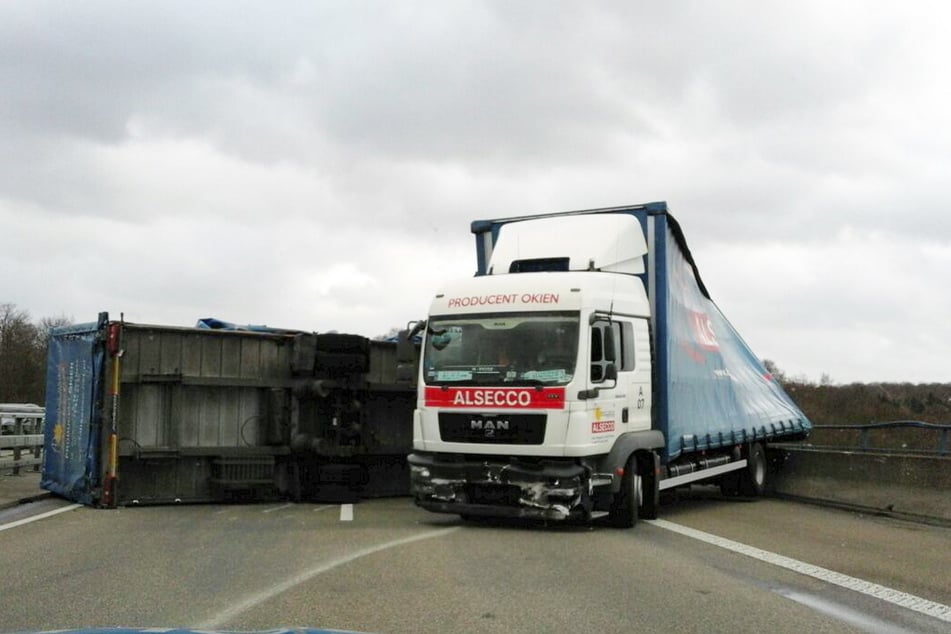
647,519,951,624
313,505,334,513
340,503,354,521
776,587,920,633
0,503,82,532
200,526,460,628
262,503,294,514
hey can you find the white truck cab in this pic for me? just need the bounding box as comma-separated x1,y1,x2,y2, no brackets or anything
408,214,665,524
414,272,653,456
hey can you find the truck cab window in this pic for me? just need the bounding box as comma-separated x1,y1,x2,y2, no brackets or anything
591,320,620,382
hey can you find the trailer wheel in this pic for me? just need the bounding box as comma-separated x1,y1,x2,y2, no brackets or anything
738,442,767,497
609,456,641,528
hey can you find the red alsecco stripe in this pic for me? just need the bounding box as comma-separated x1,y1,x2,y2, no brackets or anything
425,386,565,410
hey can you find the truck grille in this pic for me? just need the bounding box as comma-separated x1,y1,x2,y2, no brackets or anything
438,413,546,444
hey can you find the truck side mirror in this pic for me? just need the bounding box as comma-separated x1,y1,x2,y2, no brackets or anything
396,328,420,384
396,329,417,364
407,319,426,340
603,362,618,389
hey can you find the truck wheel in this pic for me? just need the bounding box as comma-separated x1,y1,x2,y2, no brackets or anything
738,442,767,497
638,453,660,520
609,456,641,528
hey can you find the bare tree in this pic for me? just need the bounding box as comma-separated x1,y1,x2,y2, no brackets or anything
36,314,73,348
0,303,40,402
0,304,73,404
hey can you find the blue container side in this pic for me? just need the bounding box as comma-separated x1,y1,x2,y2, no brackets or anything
41,321,104,504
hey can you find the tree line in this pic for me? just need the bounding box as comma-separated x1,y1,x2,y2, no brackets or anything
0,303,72,404
784,380,951,426
764,359,951,426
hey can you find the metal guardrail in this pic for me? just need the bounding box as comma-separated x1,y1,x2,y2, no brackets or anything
803,421,950,456
1,404,45,475
0,434,44,475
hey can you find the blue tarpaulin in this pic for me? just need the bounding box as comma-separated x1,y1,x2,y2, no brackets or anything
196,317,292,333
660,216,810,461
41,321,104,504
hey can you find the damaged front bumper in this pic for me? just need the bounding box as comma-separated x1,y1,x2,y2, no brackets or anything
407,452,594,521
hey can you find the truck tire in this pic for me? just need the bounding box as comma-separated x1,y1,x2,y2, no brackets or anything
738,442,767,497
638,452,660,520
315,333,370,354
315,333,370,374
608,456,641,528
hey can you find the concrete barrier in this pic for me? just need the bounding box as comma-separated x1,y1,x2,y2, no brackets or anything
771,446,951,525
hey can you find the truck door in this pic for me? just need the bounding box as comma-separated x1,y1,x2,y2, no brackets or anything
589,319,624,439
589,318,651,436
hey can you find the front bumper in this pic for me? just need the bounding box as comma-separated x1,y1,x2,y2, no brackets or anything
407,452,590,521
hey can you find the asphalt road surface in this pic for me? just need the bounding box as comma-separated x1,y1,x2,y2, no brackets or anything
1,490,949,633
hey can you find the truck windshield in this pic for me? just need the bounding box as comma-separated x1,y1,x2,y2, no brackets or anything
423,312,579,386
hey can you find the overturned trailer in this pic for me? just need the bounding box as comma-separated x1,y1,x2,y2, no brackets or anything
42,313,417,507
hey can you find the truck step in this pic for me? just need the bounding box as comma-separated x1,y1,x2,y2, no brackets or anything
590,511,609,519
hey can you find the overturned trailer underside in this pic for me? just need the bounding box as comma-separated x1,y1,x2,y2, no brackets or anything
41,314,418,507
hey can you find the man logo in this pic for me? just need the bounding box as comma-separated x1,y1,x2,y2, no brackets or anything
470,419,510,437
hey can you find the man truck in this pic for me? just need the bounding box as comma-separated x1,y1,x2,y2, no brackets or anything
406,202,811,527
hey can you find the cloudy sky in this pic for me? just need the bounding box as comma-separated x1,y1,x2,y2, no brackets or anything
2,1,949,384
